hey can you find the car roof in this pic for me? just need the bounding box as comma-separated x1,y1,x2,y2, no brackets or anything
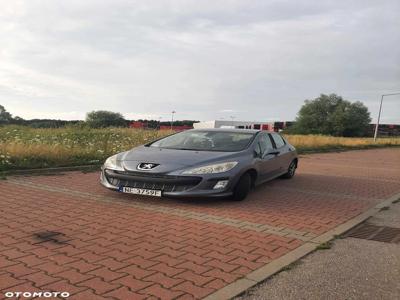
189,128,262,134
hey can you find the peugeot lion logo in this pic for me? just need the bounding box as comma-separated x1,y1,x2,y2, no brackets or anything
137,163,158,170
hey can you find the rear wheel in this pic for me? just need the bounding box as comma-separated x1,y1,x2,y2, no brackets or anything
232,173,251,201
281,160,297,179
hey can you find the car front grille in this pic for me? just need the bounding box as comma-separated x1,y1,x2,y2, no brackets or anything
105,169,202,192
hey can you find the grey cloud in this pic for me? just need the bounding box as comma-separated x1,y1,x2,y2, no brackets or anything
0,0,399,123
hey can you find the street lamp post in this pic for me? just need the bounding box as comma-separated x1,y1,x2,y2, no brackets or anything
171,111,176,130
374,92,400,141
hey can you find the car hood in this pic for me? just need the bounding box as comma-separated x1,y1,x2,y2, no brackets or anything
118,146,243,173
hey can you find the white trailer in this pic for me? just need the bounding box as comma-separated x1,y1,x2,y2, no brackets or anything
193,120,273,130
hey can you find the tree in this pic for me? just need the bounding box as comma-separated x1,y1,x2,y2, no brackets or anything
0,105,12,123
290,94,371,137
86,110,126,128
11,116,25,125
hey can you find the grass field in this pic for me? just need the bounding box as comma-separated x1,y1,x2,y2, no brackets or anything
1,125,399,171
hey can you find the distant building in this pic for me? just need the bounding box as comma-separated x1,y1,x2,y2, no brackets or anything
193,120,293,132
129,121,145,129
369,124,400,136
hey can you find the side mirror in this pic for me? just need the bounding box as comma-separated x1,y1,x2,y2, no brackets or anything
253,150,262,158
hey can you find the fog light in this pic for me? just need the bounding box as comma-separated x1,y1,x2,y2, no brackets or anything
213,180,229,189
109,177,120,186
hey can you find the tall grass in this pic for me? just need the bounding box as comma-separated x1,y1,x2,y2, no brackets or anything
0,125,170,171
285,134,400,152
0,125,399,171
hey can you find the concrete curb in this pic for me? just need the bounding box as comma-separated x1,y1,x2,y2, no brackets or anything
203,192,400,300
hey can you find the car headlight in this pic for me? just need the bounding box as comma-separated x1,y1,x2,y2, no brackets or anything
103,154,123,171
182,162,238,175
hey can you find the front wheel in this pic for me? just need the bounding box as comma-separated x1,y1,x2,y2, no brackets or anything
281,160,297,179
232,173,251,201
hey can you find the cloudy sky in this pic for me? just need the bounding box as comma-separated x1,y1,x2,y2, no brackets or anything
1,0,399,123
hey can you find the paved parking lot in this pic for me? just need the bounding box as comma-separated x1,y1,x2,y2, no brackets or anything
1,148,399,299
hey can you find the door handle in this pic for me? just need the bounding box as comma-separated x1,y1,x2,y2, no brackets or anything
267,151,280,156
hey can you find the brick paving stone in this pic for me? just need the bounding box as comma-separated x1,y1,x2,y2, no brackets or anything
174,270,214,287
55,268,95,284
203,251,237,263
42,279,87,296
117,264,156,279
72,251,107,263
0,236,19,246
69,289,109,300
104,286,147,299
4,263,39,277
76,277,120,295
204,259,241,273
21,271,62,287
27,247,55,259
15,254,46,267
175,261,212,275
179,253,212,265
67,260,102,273
95,257,128,271
0,273,24,290
1,249,29,260
32,261,66,275
46,254,80,266
155,247,186,258
152,254,184,267
204,278,226,290
233,266,253,276
149,263,186,277
0,149,399,300
141,284,185,300
144,272,184,288
88,266,127,281
0,256,18,268
176,294,196,300
173,281,215,299
228,257,264,270
111,275,153,291
55,245,87,257
203,269,241,283
122,256,159,268
128,248,161,260
10,242,40,252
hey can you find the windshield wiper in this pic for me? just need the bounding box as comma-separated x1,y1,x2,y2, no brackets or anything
160,147,207,151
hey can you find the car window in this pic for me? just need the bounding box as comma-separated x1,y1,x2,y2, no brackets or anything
258,133,274,154
150,130,256,152
270,133,286,148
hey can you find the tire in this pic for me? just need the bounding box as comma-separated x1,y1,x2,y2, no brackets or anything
281,160,297,179
232,173,251,201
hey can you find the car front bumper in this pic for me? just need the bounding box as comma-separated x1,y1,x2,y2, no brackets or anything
100,168,235,198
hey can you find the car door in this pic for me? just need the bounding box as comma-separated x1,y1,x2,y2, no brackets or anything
254,132,281,182
269,132,292,174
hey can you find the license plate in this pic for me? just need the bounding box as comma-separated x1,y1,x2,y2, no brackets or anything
119,187,162,197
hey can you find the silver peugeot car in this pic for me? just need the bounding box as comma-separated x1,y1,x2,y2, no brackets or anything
100,129,298,201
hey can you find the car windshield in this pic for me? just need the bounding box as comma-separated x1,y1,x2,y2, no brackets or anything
149,130,256,152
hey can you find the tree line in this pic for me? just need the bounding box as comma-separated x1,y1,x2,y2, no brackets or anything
1,94,373,136
0,106,197,129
